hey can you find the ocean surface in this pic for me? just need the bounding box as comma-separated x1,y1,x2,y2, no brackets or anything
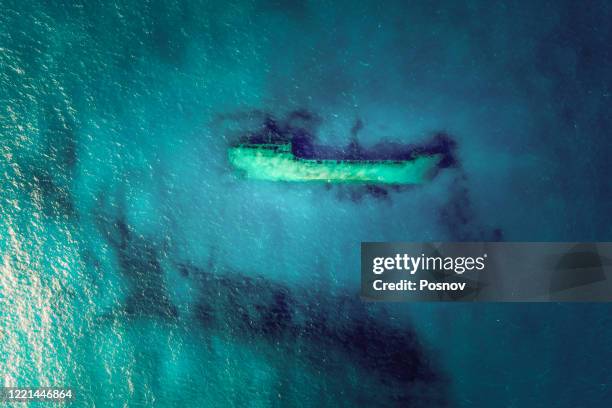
1,0,611,406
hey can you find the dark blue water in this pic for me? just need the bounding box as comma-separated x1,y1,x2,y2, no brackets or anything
1,0,611,406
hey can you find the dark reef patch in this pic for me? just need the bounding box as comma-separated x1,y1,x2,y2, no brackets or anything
25,104,78,219
92,195,178,319
439,173,504,241
90,196,449,404
335,183,405,203
183,262,449,405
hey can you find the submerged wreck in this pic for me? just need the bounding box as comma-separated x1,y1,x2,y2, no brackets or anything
228,119,456,185
227,113,457,185
228,142,441,184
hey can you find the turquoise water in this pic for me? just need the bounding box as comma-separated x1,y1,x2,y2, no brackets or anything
1,1,611,406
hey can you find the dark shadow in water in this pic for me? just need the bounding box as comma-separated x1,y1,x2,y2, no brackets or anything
92,194,178,319
184,262,449,405
439,173,504,241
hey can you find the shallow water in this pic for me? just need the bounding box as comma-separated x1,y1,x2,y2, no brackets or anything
1,1,611,406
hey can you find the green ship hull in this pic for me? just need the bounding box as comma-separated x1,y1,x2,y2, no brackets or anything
228,143,440,184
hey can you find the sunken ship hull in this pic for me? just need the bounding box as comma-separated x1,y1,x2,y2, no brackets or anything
228,143,442,185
